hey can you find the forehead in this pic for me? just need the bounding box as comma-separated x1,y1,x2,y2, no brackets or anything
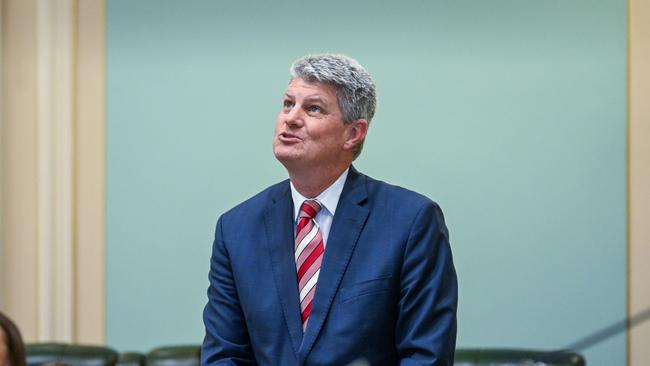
285,78,337,100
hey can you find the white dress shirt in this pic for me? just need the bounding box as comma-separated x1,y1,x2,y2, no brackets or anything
290,167,349,247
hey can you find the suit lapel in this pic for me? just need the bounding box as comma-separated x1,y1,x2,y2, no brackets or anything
298,167,369,362
263,182,303,357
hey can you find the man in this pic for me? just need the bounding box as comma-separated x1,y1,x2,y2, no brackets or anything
202,54,457,366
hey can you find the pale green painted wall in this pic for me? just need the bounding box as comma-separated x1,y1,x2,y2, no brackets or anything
106,1,627,364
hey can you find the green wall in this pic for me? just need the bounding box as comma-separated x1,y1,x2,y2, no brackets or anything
106,1,627,364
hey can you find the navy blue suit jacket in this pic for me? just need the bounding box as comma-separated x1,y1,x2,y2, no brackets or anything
201,166,457,366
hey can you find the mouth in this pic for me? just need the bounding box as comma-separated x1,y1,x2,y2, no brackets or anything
278,132,302,143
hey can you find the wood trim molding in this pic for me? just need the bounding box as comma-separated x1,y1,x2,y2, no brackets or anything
36,0,76,341
0,0,4,310
629,0,650,364
75,0,106,343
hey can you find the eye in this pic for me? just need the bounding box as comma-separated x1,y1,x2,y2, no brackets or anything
283,99,294,110
307,105,322,113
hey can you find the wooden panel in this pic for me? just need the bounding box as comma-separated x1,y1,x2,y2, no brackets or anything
629,0,650,364
75,0,106,343
1,0,106,343
0,0,40,341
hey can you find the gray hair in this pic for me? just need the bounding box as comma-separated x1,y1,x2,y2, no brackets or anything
290,54,376,158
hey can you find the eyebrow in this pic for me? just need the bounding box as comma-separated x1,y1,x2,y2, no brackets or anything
304,95,327,103
284,93,329,104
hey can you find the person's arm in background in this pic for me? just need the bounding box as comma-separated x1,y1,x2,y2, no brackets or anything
201,217,256,366
395,201,458,366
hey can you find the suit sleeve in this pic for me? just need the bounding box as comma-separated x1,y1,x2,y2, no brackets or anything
201,217,256,366
396,202,458,366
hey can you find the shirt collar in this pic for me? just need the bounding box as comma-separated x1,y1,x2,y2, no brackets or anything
290,167,350,221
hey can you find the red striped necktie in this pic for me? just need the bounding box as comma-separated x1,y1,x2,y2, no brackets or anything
295,200,324,332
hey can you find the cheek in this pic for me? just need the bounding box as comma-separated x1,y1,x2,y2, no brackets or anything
0,330,6,366
274,113,286,131
0,346,7,366
317,126,346,145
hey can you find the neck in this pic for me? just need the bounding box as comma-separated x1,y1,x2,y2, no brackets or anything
288,164,350,198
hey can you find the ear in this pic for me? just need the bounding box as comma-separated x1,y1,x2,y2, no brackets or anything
343,118,369,151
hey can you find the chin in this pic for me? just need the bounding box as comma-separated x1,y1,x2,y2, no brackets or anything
274,147,299,163
275,153,301,164
274,142,301,157
275,151,310,174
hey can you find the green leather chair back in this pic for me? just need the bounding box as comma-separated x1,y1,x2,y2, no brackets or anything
454,349,586,366
26,343,118,366
145,346,200,366
116,352,146,366
27,343,585,366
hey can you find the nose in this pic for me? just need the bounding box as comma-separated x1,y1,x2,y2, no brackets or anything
284,105,304,128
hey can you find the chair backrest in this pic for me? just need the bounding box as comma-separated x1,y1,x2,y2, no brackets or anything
454,348,586,366
145,346,200,366
116,352,146,366
26,343,119,366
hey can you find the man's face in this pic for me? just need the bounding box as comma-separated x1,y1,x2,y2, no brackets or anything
273,78,350,170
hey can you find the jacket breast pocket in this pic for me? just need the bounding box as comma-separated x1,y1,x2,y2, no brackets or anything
338,276,392,304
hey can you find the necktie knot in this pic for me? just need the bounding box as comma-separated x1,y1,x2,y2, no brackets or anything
299,200,321,220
